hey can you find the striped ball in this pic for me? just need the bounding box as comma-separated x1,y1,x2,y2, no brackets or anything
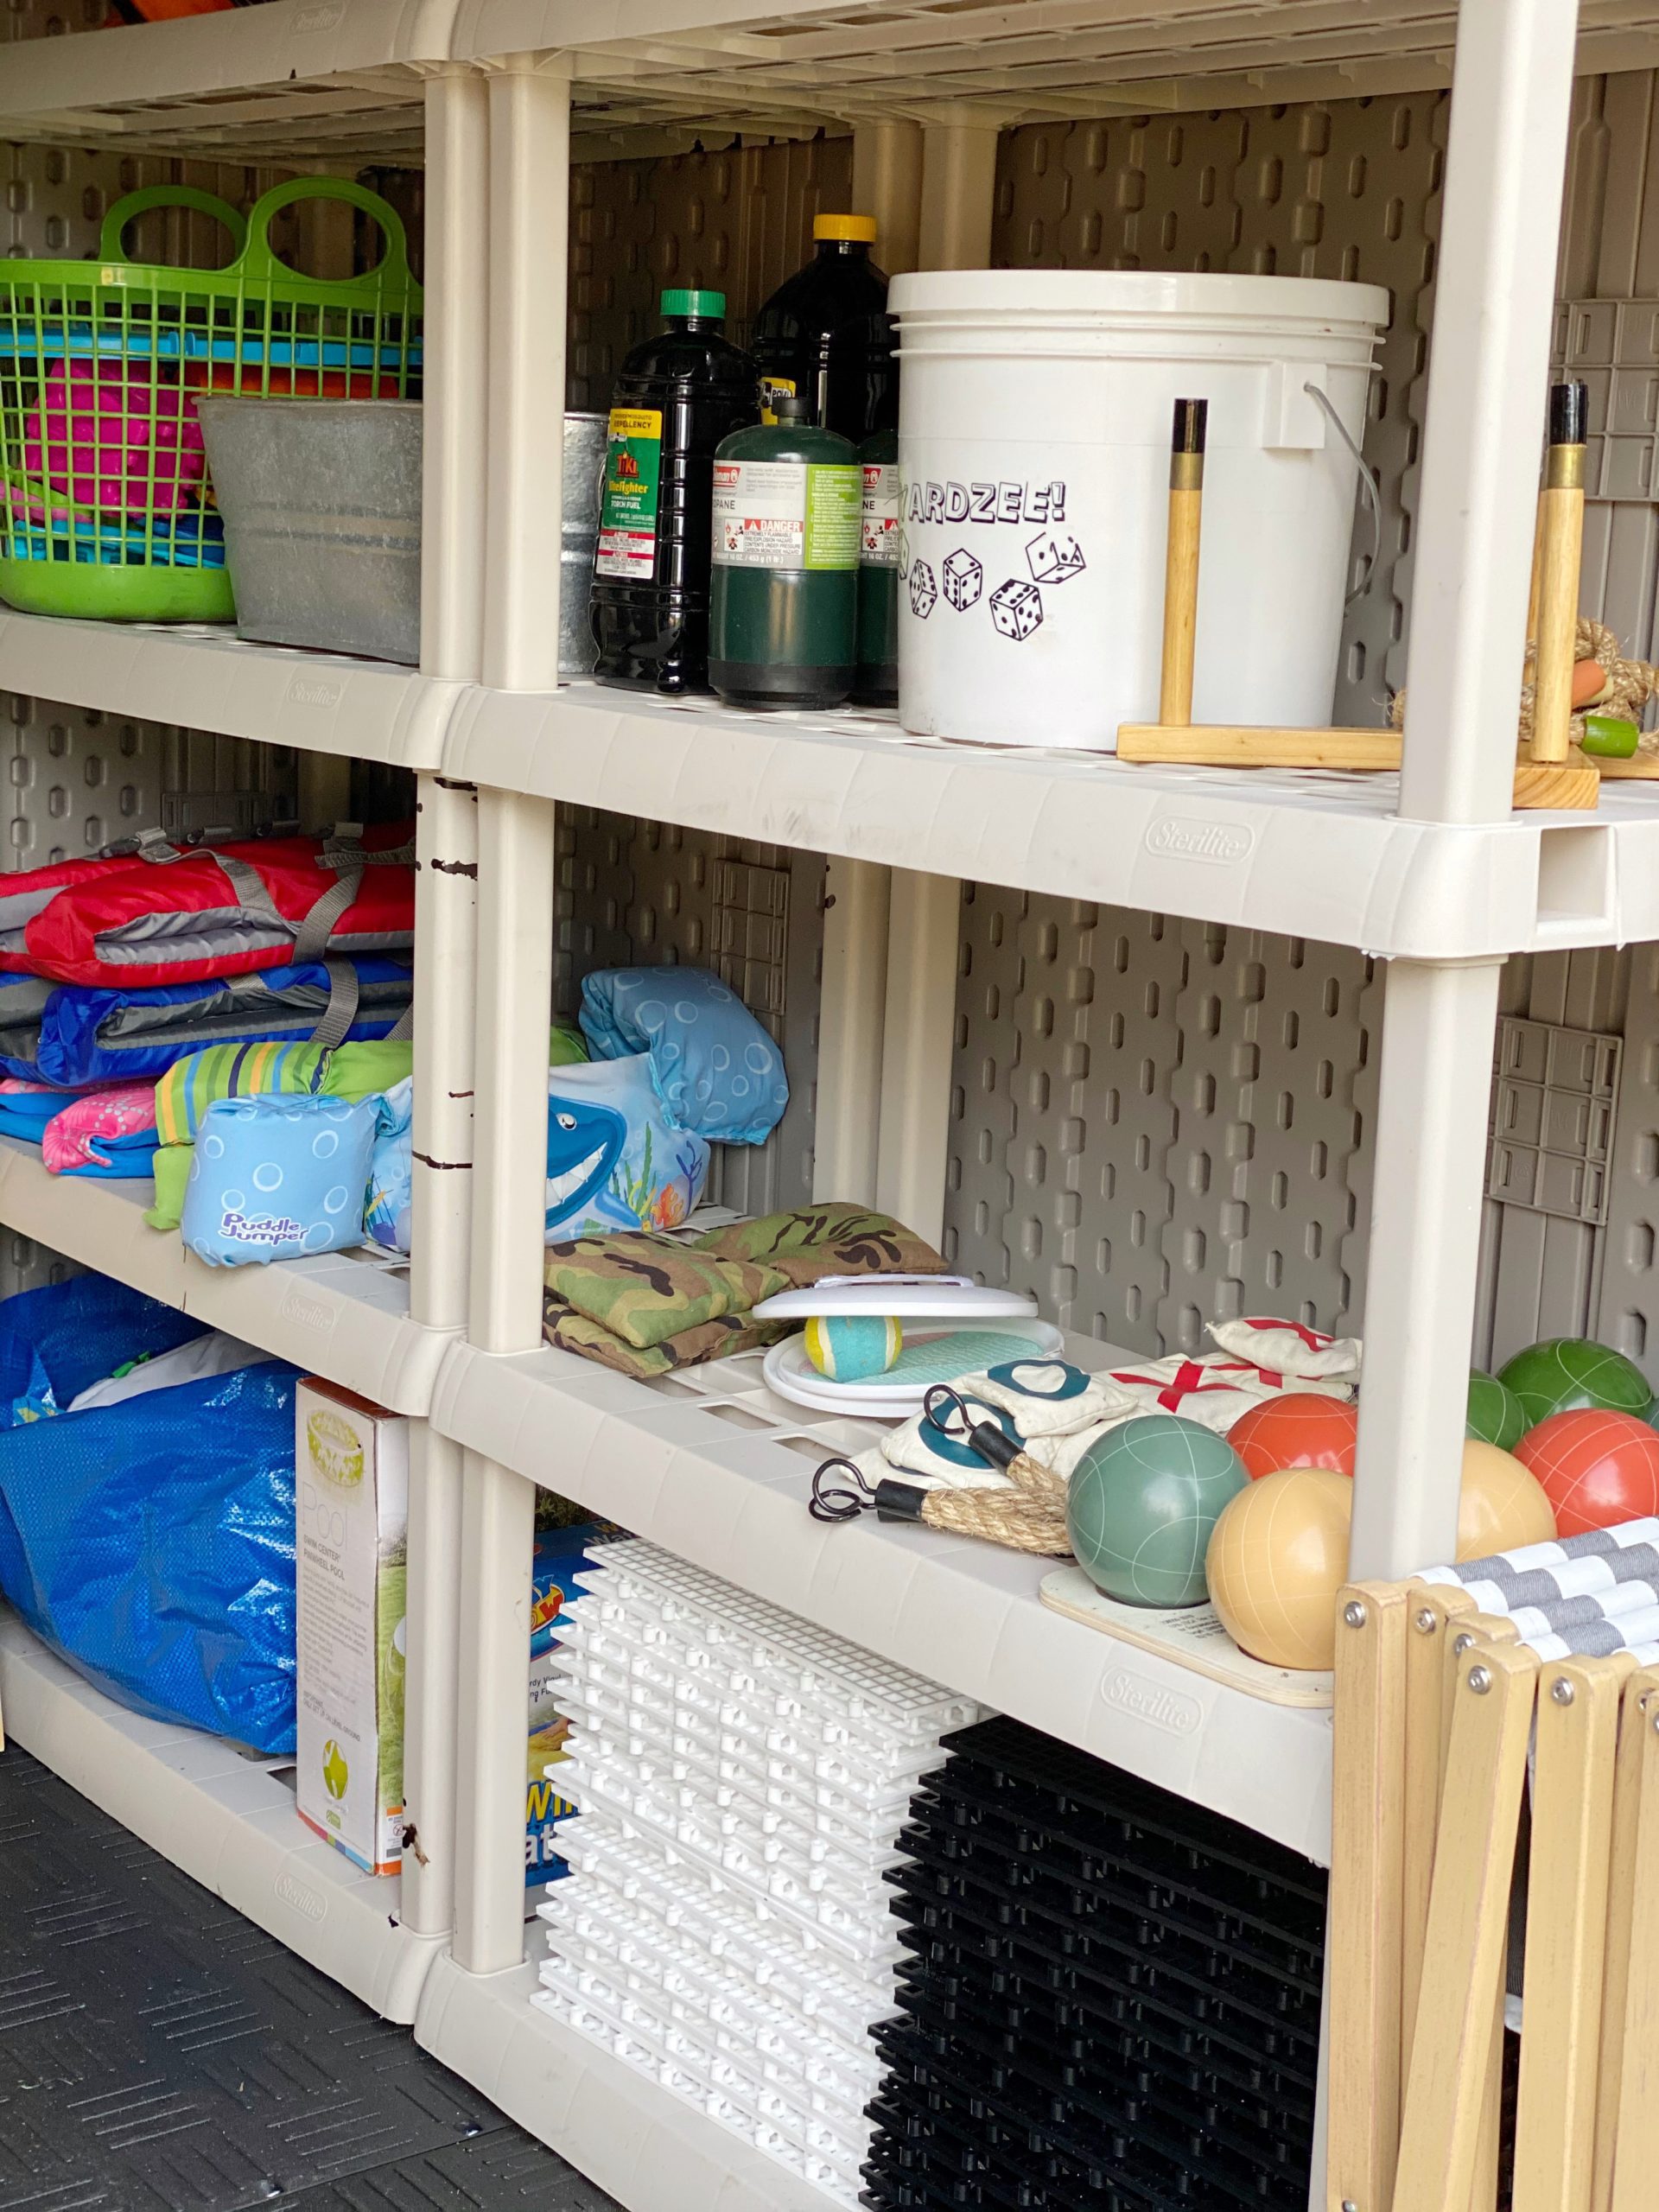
804,1313,902,1382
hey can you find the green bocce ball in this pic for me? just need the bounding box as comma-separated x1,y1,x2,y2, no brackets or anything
1497,1338,1655,1432
1066,1414,1249,1610
1466,1370,1527,1452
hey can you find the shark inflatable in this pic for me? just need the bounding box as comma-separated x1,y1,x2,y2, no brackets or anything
544,1095,630,1233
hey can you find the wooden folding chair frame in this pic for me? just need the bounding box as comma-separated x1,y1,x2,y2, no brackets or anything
1326,1578,1649,2212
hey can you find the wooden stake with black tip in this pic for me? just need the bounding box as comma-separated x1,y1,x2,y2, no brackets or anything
1116,381,1600,810
1159,397,1206,726
1531,380,1587,766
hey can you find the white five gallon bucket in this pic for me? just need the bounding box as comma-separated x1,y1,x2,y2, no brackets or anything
888,270,1390,750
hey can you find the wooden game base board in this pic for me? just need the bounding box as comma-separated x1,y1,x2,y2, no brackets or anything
1511,745,1600,809
1116,724,1400,770
1039,1566,1335,1710
1116,724,1601,810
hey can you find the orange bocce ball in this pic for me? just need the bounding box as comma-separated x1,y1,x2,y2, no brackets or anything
1227,1394,1357,1481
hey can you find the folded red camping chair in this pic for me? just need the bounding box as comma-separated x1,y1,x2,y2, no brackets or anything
0,823,415,990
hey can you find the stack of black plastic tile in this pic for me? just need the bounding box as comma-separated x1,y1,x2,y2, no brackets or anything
862,1713,1327,2211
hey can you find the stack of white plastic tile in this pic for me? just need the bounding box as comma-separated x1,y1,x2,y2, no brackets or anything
532,1539,981,2205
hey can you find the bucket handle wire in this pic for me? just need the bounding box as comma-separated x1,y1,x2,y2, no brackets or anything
1306,375,1382,608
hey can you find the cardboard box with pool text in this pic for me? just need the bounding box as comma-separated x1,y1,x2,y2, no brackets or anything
295,1378,408,1876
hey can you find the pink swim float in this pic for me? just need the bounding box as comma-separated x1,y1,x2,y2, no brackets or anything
22,358,207,518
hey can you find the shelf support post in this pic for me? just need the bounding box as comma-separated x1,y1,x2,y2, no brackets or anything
814,859,891,1206
400,770,480,1947
918,107,1001,271
1351,962,1505,1564
398,61,493,1954
451,54,570,1974
858,116,999,1251
823,124,925,1214
854,121,923,276
1330,10,1580,2192
482,51,572,696
421,63,491,683
399,1422,463,1938
453,1440,538,1974
874,870,959,1252
1395,0,1581,827
412,774,479,1334
469,787,555,1357
452,781,555,1975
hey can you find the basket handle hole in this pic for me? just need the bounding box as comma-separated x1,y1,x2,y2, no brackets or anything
118,208,241,272
261,207,391,285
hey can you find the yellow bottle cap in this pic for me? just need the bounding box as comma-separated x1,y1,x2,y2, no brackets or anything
814,213,877,244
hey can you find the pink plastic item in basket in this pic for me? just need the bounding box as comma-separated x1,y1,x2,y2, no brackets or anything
22,358,207,518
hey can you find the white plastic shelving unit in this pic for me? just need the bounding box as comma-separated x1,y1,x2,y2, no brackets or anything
0,1139,450,1412
0,2,1647,2209
409,7,1616,2209
0,1,493,2034
432,1334,1333,1861
4,0,1659,150
0,611,457,773
446,676,1659,959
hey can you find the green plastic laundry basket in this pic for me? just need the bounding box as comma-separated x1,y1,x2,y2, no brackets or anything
0,176,423,625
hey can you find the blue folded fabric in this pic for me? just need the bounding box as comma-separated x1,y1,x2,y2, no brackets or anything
0,958,413,1087
0,978,56,1087
0,1091,62,1144
55,1130,161,1182
579,965,790,1146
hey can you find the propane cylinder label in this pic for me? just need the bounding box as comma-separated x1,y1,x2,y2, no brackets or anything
595,407,663,579
711,460,861,571
861,463,899,566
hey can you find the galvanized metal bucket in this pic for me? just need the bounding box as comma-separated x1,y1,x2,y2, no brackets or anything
197,398,607,671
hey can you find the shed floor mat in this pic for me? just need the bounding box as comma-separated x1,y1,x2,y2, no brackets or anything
0,1746,616,2212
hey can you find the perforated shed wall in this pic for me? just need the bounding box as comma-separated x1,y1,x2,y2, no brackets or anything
945,904,1655,1366
553,809,823,1217
569,137,855,411
1556,72,1659,664
944,890,1381,1357
3,0,107,41
1485,946,1637,1372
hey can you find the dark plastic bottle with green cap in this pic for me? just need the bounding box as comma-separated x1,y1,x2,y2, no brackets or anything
753,214,894,442
854,424,899,706
709,396,861,711
590,287,760,696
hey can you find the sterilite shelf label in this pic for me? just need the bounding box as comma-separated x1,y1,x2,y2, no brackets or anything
596,406,664,580
861,462,899,566
711,460,861,571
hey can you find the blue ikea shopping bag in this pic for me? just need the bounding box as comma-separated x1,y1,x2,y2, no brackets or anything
0,1278,299,1752
0,1273,206,1427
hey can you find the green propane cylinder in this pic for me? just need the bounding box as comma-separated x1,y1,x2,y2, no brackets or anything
709,397,860,711
854,425,899,706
